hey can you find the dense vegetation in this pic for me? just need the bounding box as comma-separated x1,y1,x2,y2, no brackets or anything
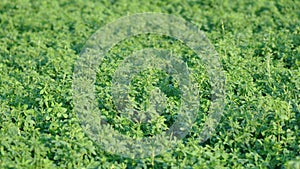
0,0,299,168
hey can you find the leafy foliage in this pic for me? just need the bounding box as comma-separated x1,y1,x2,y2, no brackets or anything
0,0,299,168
